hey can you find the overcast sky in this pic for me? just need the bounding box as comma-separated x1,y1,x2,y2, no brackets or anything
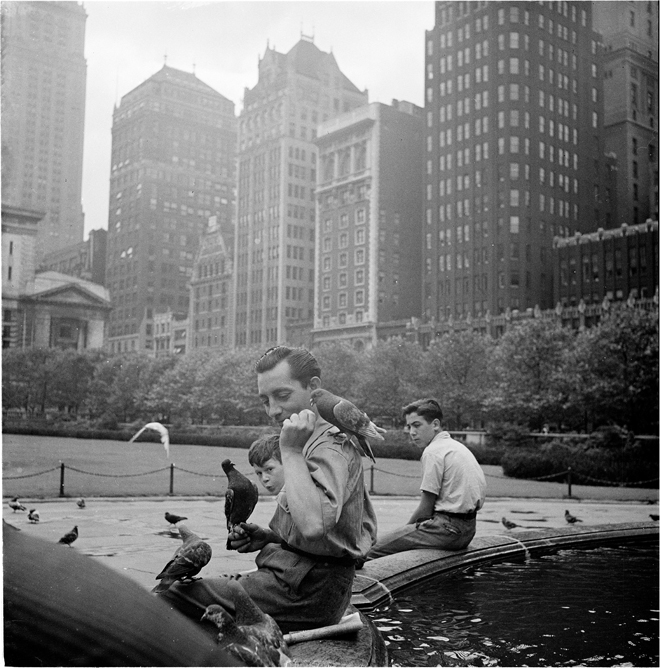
81,0,434,236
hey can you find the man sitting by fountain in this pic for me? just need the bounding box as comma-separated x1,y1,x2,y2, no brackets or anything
366,398,486,560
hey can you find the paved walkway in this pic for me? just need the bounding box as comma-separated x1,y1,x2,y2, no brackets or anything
4,493,658,592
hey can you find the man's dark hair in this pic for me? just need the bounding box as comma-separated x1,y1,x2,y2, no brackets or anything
254,346,321,387
402,398,443,424
248,434,281,467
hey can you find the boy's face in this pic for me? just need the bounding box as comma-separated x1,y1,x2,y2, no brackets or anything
405,411,439,450
252,457,285,495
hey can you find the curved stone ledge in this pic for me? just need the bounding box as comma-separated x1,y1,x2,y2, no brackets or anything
352,521,658,610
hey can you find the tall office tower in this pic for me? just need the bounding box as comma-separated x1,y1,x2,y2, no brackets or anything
232,36,368,348
425,1,605,322
593,1,659,227
106,66,236,354
313,101,424,350
1,1,87,263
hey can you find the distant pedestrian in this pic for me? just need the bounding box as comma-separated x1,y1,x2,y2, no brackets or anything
365,398,486,560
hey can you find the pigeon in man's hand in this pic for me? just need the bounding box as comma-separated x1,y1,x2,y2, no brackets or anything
310,388,385,463
9,498,27,513
202,579,290,666
564,509,582,524
501,517,519,530
165,511,188,525
28,509,40,523
152,524,212,594
77,498,86,509
58,525,79,546
223,459,259,550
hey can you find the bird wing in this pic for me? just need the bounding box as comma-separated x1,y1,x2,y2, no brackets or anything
333,399,384,441
224,489,235,530
128,425,148,443
158,540,211,579
145,422,170,457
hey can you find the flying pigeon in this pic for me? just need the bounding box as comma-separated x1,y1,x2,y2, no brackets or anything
58,525,79,546
77,498,86,509
501,517,519,530
152,523,212,594
28,509,40,523
202,580,290,666
129,421,170,458
9,498,27,513
564,509,582,524
165,511,188,526
650,514,659,521
309,388,384,463
222,459,259,550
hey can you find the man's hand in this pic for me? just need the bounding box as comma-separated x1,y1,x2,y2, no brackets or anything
280,409,316,455
228,523,278,553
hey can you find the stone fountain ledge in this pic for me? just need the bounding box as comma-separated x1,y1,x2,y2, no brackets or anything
352,521,659,610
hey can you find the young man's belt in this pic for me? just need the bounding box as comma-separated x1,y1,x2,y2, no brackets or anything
280,541,356,567
435,509,478,520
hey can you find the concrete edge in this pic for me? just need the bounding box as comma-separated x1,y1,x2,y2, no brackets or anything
351,522,659,610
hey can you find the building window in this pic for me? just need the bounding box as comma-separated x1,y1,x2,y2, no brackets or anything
355,289,364,306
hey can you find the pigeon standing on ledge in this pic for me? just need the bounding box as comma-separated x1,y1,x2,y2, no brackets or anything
310,388,384,463
58,525,79,547
9,498,27,513
501,517,519,530
152,524,211,594
223,459,259,550
564,510,582,524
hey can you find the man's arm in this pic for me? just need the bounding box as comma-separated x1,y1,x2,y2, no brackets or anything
407,490,437,524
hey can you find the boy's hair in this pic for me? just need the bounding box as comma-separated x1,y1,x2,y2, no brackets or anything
402,398,444,424
254,346,321,387
248,433,281,467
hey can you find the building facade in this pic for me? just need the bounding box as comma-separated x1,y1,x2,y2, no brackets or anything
424,1,605,323
105,65,236,354
1,1,87,262
153,310,188,356
232,36,368,348
313,101,424,350
39,228,107,286
593,1,659,227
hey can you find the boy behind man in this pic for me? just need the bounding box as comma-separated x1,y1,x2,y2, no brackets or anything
248,433,285,496
367,398,486,559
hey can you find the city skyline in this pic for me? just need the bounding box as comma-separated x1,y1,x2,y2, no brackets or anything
81,0,434,237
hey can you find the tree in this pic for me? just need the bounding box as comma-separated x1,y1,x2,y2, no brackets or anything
313,341,364,402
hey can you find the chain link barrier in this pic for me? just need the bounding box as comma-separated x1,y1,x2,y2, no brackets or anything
64,465,170,478
3,466,60,480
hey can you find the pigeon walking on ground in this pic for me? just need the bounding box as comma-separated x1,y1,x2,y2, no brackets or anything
58,525,79,546
501,517,519,530
165,511,188,526
152,524,212,594
564,509,582,524
9,498,27,513
202,580,290,666
222,459,259,550
28,509,40,523
77,498,86,509
129,421,170,458
309,388,384,463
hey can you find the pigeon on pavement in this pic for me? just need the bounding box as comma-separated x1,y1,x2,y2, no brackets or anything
222,459,259,550
77,498,86,509
310,388,384,463
202,579,290,666
28,509,40,523
58,525,79,546
129,421,171,458
165,511,188,525
501,517,519,530
564,509,582,524
152,524,212,594
9,498,27,513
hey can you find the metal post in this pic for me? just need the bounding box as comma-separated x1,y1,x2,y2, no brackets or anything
567,467,572,498
59,462,65,497
169,463,174,496
370,465,375,495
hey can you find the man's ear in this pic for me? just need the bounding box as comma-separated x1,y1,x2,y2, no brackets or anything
308,376,321,391
432,418,442,432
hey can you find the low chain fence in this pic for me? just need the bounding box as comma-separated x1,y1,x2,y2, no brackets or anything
3,462,657,499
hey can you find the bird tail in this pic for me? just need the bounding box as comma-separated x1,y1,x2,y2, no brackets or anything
151,577,175,594
355,435,376,463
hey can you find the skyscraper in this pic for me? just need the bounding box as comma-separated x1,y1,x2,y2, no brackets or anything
105,65,236,354
1,1,87,262
593,1,659,227
424,1,604,322
313,100,424,350
232,36,368,347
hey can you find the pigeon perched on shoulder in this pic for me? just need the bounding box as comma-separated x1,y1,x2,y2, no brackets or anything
152,523,211,594
564,509,582,524
58,525,78,546
9,498,27,513
202,580,290,666
165,511,188,525
309,388,384,463
501,516,518,530
77,498,86,509
28,509,40,523
222,459,259,550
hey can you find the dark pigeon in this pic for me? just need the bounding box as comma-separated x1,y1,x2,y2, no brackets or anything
564,509,582,524
28,509,40,523
165,512,188,525
77,498,86,509
222,459,259,550
310,388,384,463
152,524,211,594
58,525,79,546
501,517,519,530
9,498,27,513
